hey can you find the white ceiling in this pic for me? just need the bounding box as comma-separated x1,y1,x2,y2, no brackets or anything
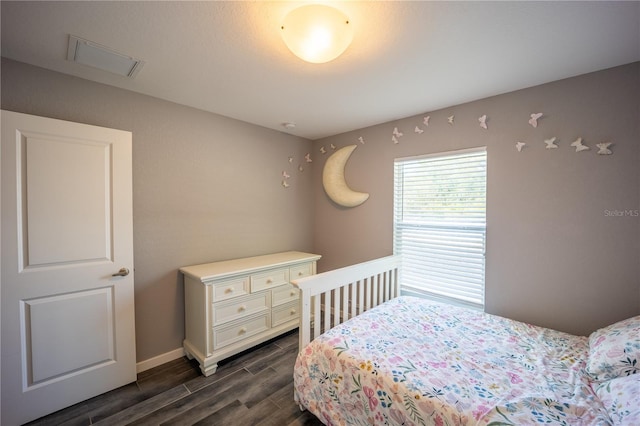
1,1,639,140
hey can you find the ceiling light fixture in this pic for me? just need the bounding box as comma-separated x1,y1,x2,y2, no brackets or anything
280,4,353,64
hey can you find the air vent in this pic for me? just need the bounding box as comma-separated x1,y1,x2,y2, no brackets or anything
67,35,144,78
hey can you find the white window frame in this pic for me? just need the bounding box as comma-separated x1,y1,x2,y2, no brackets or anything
393,147,487,309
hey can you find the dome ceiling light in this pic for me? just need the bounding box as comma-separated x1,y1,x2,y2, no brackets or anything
280,4,353,64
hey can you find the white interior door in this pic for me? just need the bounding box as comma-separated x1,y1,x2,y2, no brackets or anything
1,110,136,425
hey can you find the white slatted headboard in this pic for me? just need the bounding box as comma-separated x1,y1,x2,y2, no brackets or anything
292,255,401,352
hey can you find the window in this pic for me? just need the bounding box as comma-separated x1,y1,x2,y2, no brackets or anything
393,148,487,309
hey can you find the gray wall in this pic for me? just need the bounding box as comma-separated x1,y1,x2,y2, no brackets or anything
3,57,639,363
1,58,315,362
312,62,640,336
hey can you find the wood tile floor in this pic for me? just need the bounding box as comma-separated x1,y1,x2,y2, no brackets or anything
26,330,324,426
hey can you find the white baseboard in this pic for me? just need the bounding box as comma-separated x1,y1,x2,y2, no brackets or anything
136,347,185,374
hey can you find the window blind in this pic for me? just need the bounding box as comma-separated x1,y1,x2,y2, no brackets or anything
394,148,487,308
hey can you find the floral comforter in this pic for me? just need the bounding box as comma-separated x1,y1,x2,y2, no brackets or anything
293,296,612,425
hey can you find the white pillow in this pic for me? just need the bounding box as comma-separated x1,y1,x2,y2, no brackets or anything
587,315,640,382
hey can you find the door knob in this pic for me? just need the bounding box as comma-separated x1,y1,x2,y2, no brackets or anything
112,267,130,277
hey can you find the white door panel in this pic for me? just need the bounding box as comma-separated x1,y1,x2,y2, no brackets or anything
24,134,111,266
26,288,114,385
1,110,136,425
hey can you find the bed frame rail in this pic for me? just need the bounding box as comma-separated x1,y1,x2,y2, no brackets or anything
292,255,401,352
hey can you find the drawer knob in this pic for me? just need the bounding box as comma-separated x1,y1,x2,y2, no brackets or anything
225,287,234,294
298,271,304,276
266,278,273,284
238,305,246,312
290,291,297,296
239,327,247,334
290,309,297,315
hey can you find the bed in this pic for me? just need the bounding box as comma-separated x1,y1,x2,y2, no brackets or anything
291,256,639,426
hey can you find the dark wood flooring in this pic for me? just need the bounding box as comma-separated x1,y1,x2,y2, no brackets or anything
26,330,324,426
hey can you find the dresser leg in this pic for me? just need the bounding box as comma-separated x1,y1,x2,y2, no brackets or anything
201,363,218,377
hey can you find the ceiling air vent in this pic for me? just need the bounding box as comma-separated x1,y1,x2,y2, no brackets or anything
67,35,144,78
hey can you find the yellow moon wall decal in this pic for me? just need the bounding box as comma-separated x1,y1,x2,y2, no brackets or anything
322,145,370,207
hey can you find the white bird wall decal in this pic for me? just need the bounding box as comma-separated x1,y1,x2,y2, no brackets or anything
529,113,543,128
570,137,590,152
358,136,365,144
544,137,558,149
596,143,612,155
479,115,488,129
447,115,455,125
304,153,312,163
320,146,326,154
423,116,430,126
393,127,403,138
516,141,526,152
414,126,424,134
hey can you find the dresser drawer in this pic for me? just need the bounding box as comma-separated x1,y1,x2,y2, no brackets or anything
250,268,289,293
211,276,249,302
290,262,313,281
272,301,300,327
212,293,269,326
272,283,299,307
213,314,270,350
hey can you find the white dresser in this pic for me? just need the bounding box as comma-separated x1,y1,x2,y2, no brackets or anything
180,251,321,376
